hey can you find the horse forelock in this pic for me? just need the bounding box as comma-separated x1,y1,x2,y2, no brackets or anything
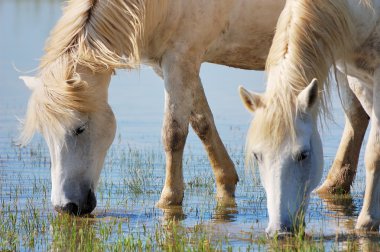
250,0,371,154
245,91,296,154
18,60,100,146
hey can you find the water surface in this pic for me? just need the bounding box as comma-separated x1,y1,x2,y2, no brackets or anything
0,1,377,251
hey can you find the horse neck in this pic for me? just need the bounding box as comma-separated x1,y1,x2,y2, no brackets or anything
140,0,179,58
77,66,112,102
266,0,355,99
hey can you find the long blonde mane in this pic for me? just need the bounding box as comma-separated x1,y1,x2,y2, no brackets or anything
247,0,372,153
42,0,146,71
20,0,167,145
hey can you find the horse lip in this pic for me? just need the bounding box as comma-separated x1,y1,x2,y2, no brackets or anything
266,231,294,239
276,231,294,238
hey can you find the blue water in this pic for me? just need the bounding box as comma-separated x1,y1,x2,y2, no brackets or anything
0,0,375,251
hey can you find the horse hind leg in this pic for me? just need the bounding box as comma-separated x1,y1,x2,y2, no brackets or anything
356,142,380,231
356,70,380,231
317,74,369,195
190,78,238,204
356,120,380,231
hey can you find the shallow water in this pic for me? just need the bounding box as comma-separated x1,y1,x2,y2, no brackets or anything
0,0,378,251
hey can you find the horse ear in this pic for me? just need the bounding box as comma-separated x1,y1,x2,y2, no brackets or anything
19,76,41,91
239,86,264,112
297,78,318,112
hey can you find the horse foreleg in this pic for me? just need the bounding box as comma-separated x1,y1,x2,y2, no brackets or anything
156,53,199,207
190,78,238,204
317,74,369,194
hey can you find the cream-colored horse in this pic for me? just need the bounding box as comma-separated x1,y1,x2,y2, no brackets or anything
240,0,380,236
20,0,363,216
19,0,283,215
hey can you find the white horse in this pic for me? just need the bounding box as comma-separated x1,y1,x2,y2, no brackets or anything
19,0,284,215
20,0,364,216
239,0,380,236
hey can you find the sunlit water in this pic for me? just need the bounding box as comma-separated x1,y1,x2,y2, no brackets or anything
0,0,377,251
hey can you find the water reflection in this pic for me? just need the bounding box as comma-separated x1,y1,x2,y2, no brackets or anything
314,193,380,251
159,205,186,222
212,203,238,223
319,193,356,216
2,0,380,250
319,193,357,231
356,233,380,252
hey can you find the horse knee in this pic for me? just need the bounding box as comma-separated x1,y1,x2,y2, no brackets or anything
346,112,369,134
365,154,380,173
162,119,188,152
191,114,213,141
365,147,380,173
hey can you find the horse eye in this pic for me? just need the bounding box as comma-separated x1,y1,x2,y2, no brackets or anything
253,152,263,162
297,151,309,162
74,124,86,136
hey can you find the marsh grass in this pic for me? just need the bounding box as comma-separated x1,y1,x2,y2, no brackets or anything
1,137,380,251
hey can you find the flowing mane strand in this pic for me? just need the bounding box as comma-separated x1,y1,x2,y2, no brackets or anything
248,0,372,153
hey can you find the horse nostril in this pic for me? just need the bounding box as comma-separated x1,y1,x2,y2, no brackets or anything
280,224,292,233
57,202,79,215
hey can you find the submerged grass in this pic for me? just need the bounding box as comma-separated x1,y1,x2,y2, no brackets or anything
1,137,380,251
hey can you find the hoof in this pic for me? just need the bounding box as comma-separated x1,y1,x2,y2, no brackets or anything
156,198,183,208
216,183,236,199
356,213,380,232
315,180,332,194
156,188,183,208
215,184,236,208
215,189,236,207
316,164,354,195
316,180,350,195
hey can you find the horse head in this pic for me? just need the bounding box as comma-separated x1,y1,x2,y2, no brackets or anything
239,79,323,237
20,68,115,215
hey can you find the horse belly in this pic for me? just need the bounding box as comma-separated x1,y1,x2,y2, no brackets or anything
204,38,271,70
203,0,284,70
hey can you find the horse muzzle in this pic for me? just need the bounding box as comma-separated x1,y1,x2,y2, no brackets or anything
54,189,97,215
265,223,293,238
